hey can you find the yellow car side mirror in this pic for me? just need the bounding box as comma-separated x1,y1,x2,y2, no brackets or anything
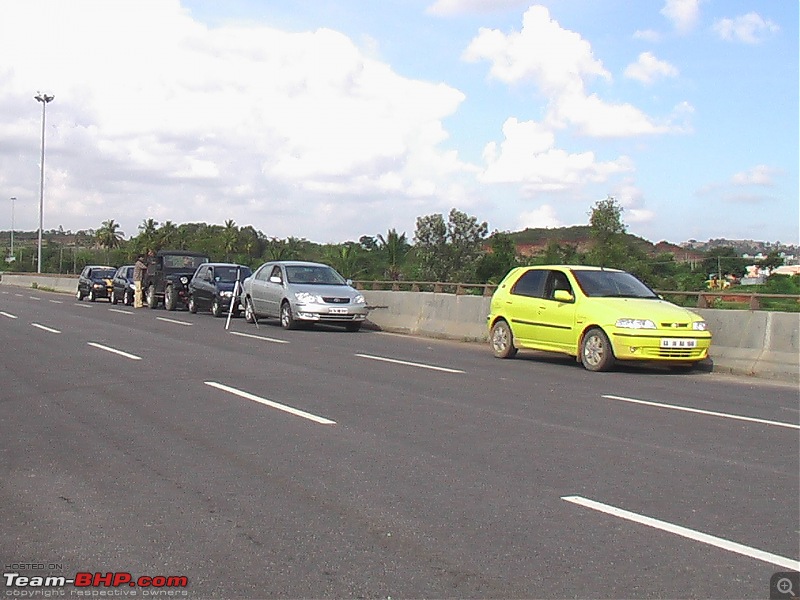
554,289,574,303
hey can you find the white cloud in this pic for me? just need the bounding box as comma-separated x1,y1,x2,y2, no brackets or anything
732,165,779,186
609,182,655,224
633,30,663,43
426,0,529,16
660,0,702,34
0,0,470,241
624,52,679,85
713,12,780,44
463,5,610,93
463,5,678,138
518,204,563,229
479,118,633,191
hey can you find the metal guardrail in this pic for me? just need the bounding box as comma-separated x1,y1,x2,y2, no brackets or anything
352,280,800,310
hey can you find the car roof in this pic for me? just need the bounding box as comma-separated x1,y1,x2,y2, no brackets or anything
518,265,625,273
260,261,332,268
86,265,115,269
202,262,251,268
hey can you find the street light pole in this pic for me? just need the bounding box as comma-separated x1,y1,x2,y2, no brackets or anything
10,196,15,259
35,91,54,274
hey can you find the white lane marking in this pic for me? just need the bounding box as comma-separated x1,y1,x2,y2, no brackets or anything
28,296,41,301
602,394,799,430
49,300,63,304
87,342,142,361
0,311,18,319
205,381,336,425
355,353,465,374
74,303,92,308
156,317,192,326
229,331,290,344
108,308,132,315
31,323,61,334
563,495,800,571
14,293,23,297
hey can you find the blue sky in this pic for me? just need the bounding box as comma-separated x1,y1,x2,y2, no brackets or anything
0,0,797,245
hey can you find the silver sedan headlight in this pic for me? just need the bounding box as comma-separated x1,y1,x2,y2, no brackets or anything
353,294,366,304
615,318,657,330
294,292,323,304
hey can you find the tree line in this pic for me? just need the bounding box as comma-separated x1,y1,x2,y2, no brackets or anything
1,198,790,294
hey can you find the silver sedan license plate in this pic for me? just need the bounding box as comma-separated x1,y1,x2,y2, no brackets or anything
328,307,348,314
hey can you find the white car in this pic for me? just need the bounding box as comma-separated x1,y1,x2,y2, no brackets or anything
241,261,369,331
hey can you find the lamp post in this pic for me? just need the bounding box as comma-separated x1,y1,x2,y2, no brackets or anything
34,91,54,274
10,196,15,259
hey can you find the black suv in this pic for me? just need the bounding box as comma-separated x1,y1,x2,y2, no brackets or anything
76,266,116,302
188,263,252,317
143,250,209,310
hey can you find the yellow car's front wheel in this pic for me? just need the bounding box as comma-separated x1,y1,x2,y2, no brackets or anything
581,328,615,372
490,320,518,359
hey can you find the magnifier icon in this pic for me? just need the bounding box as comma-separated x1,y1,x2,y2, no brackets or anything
777,577,794,597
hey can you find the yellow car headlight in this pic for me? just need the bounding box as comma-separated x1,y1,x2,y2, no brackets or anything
616,318,657,330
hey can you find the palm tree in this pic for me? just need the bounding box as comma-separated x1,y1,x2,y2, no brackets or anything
222,219,239,261
376,228,409,280
96,220,124,251
137,218,159,253
157,221,178,249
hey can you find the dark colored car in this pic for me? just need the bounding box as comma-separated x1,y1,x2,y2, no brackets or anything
143,250,210,310
188,263,252,317
111,265,135,305
76,266,116,302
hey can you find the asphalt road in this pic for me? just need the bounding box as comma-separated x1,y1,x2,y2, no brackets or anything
1,287,798,599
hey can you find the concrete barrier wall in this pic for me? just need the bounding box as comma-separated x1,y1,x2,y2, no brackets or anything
2,273,797,381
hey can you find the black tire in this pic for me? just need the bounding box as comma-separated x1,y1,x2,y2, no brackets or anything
76,288,83,301
146,285,158,309
124,290,133,306
111,291,119,305
280,301,297,330
345,322,362,332
164,285,177,311
580,327,615,372
88,289,96,302
244,298,256,324
211,297,223,318
490,320,517,359
188,295,198,314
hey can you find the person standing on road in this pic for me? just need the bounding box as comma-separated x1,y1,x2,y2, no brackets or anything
133,254,148,308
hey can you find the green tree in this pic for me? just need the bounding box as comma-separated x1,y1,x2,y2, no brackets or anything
702,247,749,279
376,228,410,280
476,231,519,283
586,196,629,268
414,208,488,282
222,219,239,261
756,250,784,272
136,218,159,253
324,242,365,279
96,220,124,251
157,221,178,249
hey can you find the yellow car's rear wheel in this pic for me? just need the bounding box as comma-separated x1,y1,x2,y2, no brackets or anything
490,320,517,359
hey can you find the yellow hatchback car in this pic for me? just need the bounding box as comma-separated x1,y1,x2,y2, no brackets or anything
487,265,711,371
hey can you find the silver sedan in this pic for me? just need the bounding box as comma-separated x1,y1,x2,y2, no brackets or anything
241,261,370,331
